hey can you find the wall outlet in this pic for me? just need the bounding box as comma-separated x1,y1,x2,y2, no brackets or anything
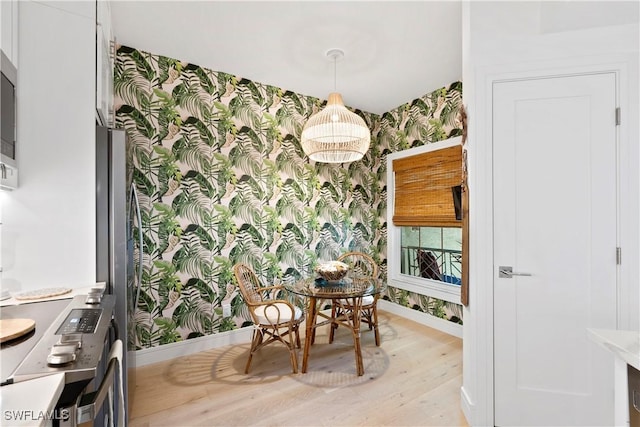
222,302,231,318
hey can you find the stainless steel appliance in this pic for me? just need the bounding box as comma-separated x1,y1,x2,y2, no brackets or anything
10,295,115,384
3,293,119,426
1,48,18,190
1,299,72,384
0,126,137,426
96,125,141,425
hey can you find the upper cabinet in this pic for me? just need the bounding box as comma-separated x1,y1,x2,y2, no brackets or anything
6,1,97,289
96,0,114,127
0,0,18,66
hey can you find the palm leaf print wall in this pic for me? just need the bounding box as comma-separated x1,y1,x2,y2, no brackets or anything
114,46,463,349
379,83,464,324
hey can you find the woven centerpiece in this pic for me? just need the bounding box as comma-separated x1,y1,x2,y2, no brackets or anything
316,261,349,282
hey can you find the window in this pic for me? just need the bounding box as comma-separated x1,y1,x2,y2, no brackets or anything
401,226,462,284
386,136,464,303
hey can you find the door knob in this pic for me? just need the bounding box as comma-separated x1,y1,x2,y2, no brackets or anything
499,266,532,278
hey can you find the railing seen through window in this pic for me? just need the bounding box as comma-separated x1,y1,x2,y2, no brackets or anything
400,226,462,286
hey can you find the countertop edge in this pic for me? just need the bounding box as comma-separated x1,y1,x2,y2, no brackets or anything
0,286,95,307
0,373,66,426
588,328,640,371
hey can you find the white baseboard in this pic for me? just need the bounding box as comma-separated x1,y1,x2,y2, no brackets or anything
134,301,462,367
378,299,463,338
134,326,253,367
460,386,474,426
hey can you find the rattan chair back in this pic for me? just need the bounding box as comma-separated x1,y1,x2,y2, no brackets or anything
234,263,265,304
337,252,378,280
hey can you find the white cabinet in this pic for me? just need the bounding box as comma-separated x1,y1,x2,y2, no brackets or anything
2,1,96,291
96,0,113,127
0,0,18,66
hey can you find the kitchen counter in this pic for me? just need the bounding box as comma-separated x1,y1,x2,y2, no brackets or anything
1,299,72,383
0,286,98,307
588,328,640,371
588,328,640,426
0,286,102,426
0,373,66,426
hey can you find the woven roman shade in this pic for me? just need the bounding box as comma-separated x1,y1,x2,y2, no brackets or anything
392,145,462,227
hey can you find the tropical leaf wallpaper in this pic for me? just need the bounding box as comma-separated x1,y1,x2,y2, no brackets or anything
114,45,463,349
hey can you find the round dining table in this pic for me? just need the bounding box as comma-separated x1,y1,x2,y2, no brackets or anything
283,276,386,376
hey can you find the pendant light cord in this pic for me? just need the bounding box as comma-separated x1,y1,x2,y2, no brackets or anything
326,48,344,94
333,53,337,92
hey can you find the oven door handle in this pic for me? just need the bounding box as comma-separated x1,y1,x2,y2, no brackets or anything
61,356,119,427
78,357,117,425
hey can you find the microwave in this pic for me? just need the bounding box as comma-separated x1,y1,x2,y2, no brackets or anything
1,49,17,189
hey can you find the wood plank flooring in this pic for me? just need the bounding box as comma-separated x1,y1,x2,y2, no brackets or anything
129,310,467,427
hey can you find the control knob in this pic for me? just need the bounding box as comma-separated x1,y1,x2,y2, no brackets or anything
47,342,79,366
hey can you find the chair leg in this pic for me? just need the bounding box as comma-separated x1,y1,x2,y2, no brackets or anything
289,348,298,374
295,324,301,348
245,351,253,374
245,328,262,374
287,325,299,374
364,307,373,330
311,301,320,345
372,304,380,347
329,303,338,344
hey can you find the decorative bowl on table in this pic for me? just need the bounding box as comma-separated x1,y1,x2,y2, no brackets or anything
316,261,349,282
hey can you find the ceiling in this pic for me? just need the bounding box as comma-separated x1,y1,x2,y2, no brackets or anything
110,1,462,115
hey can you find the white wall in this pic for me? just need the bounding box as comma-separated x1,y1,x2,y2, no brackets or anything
0,1,96,292
462,2,639,425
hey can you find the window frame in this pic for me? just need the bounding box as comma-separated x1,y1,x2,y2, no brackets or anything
386,136,463,304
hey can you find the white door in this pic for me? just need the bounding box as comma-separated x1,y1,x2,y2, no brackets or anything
493,72,618,426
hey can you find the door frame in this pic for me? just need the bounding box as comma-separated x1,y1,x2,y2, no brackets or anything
464,53,638,426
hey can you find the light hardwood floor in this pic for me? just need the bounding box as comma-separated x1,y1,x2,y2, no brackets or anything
129,310,468,427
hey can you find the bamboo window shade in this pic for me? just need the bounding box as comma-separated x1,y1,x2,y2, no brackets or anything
392,145,463,227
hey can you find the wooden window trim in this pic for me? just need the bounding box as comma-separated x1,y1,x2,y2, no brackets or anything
386,136,465,304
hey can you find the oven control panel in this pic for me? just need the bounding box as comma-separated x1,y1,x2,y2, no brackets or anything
55,309,102,335
8,294,115,384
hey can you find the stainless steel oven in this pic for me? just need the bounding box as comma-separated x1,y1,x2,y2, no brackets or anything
2,292,121,427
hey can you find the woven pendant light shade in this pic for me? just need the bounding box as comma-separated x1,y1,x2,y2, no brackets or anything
301,93,371,164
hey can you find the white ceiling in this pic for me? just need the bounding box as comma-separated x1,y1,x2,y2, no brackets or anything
110,1,462,115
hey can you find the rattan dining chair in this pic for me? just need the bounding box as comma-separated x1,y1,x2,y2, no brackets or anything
328,251,381,346
233,263,304,374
